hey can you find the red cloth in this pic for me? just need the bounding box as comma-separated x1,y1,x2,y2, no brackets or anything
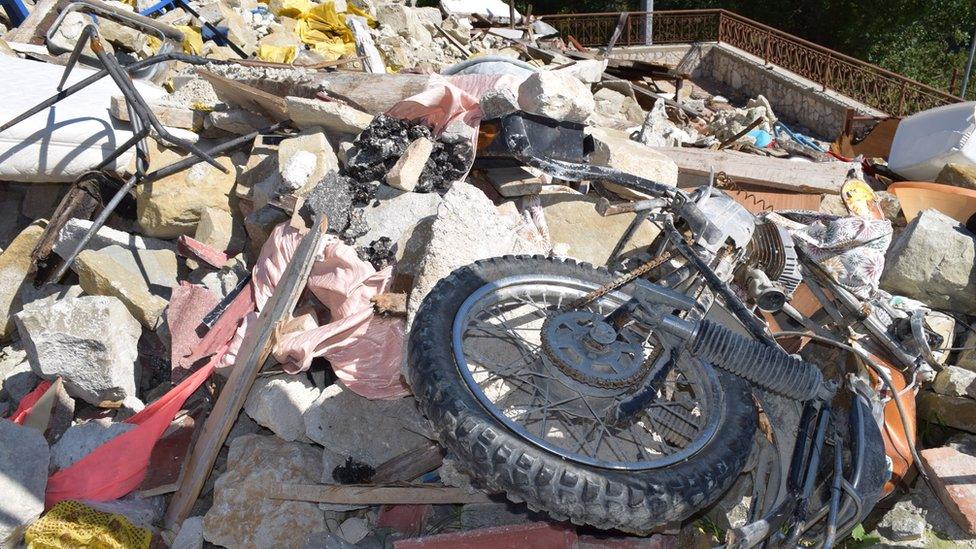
44,350,224,507
8,379,52,424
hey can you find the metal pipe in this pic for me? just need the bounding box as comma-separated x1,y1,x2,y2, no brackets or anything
823,441,844,548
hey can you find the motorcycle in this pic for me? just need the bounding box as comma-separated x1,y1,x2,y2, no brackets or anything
406,112,929,547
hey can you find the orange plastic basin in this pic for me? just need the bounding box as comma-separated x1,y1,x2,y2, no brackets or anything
888,181,976,225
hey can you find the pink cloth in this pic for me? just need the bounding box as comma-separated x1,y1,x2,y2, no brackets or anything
225,222,409,399
386,74,523,135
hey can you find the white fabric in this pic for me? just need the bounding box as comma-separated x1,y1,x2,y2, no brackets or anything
0,56,165,182
888,101,976,181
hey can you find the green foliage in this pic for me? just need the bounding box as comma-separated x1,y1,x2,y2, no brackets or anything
529,0,976,98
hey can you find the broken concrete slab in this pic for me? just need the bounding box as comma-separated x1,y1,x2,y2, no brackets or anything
483,167,543,197
387,137,434,192
285,96,374,134
74,246,173,329
15,295,141,406
0,222,44,340
244,374,321,442
877,498,927,542
359,185,442,246
881,208,976,315
303,383,432,465
517,70,595,123
53,218,176,259
203,434,326,548
195,206,245,256
0,419,48,547
406,182,546,320
50,420,137,471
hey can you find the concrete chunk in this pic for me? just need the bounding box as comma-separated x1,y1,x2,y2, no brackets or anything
303,383,432,464
51,420,136,471
244,374,321,442
278,132,340,195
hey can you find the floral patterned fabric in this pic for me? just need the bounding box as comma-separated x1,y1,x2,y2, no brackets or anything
782,212,893,299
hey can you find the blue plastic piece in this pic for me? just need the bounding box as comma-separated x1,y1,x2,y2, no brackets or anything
1,0,30,27
138,0,175,17
747,129,773,148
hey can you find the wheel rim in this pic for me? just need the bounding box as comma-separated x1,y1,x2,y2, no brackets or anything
452,274,723,470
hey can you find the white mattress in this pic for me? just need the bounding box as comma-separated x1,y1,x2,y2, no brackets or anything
0,56,166,183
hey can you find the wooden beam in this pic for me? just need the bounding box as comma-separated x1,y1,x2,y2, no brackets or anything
164,213,329,529
269,484,494,505
651,147,848,194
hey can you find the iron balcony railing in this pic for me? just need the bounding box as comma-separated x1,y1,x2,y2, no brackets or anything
539,9,962,116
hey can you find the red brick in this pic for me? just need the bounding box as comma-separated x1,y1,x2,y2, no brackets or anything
920,446,976,534
393,521,577,549
377,504,430,536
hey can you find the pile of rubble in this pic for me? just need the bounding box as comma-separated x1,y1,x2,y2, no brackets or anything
0,0,976,547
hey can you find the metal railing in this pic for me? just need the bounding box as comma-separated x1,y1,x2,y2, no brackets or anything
540,9,962,116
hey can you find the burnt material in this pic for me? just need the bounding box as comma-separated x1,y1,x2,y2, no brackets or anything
357,237,395,271
332,457,375,484
345,115,472,194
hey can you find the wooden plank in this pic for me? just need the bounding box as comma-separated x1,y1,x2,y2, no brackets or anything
371,442,444,484
164,213,329,529
652,147,847,194
269,484,494,505
197,69,289,122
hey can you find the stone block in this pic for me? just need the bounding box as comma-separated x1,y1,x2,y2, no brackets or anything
74,246,174,329
936,163,976,190
50,420,136,470
918,390,976,434
483,166,543,197
881,209,976,314
15,295,141,406
244,374,321,442
587,127,678,199
0,223,44,340
518,70,595,123
285,96,374,134
203,435,326,547
933,365,976,399
0,419,48,546
135,141,240,238
278,132,340,195
386,137,433,192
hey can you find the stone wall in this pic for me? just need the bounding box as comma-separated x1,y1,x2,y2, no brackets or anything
614,43,885,140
